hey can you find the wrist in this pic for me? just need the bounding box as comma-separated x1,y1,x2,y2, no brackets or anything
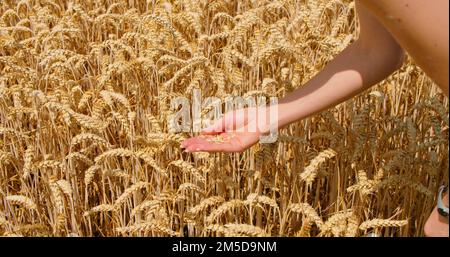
252,101,299,135
257,104,281,135
268,102,296,131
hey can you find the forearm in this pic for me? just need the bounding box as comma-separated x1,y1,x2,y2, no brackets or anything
273,40,403,129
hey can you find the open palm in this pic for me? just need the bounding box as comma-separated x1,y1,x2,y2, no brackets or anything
181,108,262,153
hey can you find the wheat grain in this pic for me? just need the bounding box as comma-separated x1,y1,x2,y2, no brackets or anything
300,148,337,186
84,204,115,217
207,200,245,224
5,195,37,211
84,165,101,186
116,221,179,236
114,182,149,209
170,160,206,184
0,0,446,238
131,200,161,217
224,223,269,237
359,219,408,231
188,196,225,216
288,203,323,229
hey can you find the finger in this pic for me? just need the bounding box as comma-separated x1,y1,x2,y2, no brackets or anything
182,135,227,152
187,141,228,152
181,137,200,148
183,134,222,149
180,138,189,148
186,135,246,152
182,136,211,151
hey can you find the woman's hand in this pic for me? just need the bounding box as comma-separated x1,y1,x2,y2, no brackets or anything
181,107,268,153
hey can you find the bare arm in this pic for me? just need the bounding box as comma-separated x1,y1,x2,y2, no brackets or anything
358,0,449,93
275,2,404,129
182,2,405,152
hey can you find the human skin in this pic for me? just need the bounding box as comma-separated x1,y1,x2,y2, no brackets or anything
359,0,449,95
182,1,407,152
181,0,449,236
182,0,449,151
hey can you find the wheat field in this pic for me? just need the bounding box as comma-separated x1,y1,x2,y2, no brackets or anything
0,0,448,237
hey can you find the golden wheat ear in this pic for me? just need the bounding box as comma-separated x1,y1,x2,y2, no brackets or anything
0,0,446,237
